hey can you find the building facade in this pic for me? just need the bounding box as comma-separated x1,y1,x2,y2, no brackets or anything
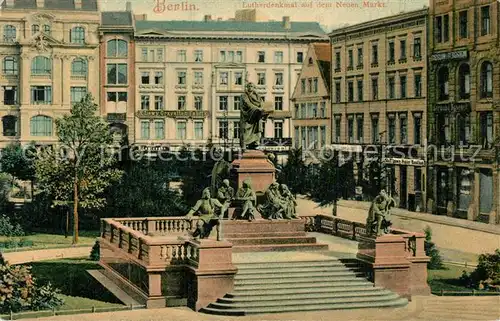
427,0,499,224
291,43,331,152
329,9,428,211
131,14,327,154
0,0,100,147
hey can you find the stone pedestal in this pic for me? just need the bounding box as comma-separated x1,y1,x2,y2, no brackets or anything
231,150,275,193
357,235,411,299
186,239,237,311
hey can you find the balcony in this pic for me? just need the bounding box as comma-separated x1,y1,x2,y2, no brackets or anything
387,59,395,65
371,62,378,68
356,64,363,70
398,57,407,64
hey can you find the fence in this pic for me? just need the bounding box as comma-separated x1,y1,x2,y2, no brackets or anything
433,289,500,296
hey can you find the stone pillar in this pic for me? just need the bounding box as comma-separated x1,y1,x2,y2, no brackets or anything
19,53,30,106
469,168,480,221
231,150,275,193
87,55,97,99
492,169,499,224
61,55,71,107
407,233,431,296
446,167,455,216
52,55,62,106
146,273,163,308
427,165,436,213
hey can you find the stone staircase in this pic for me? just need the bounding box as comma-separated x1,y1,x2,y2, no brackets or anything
201,256,408,315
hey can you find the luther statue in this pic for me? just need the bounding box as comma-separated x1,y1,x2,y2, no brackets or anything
240,82,273,150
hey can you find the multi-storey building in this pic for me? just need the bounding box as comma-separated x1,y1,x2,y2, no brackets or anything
427,0,499,224
131,13,327,153
329,9,428,211
0,0,100,147
291,43,331,151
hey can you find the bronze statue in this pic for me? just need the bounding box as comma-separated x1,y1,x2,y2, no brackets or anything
240,82,273,150
233,179,257,221
280,184,298,219
258,181,287,220
217,179,234,218
185,188,228,241
366,189,396,237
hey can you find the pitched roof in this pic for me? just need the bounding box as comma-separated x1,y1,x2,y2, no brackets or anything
102,11,133,27
2,0,98,10
312,43,331,92
135,20,325,34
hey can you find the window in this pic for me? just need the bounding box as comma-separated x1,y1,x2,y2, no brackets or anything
219,120,228,139
437,67,449,100
274,96,283,111
107,63,127,84
3,57,17,75
437,114,450,145
194,121,204,140
177,121,187,140
194,71,203,85
459,11,468,39
347,81,354,102
274,51,283,63
479,112,493,148
357,47,363,67
70,87,86,104
312,78,318,93
435,16,443,43
235,72,243,85
154,120,164,139
311,103,318,118
257,72,265,85
71,58,87,77
3,25,16,42
31,56,51,75
70,27,85,44
308,78,312,93
348,49,353,69
219,96,228,111
334,116,341,143
400,114,407,144
301,79,306,93
177,96,186,110
220,72,228,85
156,48,163,62
177,50,186,62
219,51,226,62
236,51,243,63
3,86,16,105
444,15,449,42
154,96,164,110
2,116,17,137
107,92,127,102
388,115,396,144
335,52,341,70
480,61,493,98
371,44,378,65
413,38,421,58
297,52,303,63
414,74,422,97
141,72,150,85
400,39,406,60
177,71,186,85
456,113,470,145
356,115,364,143
457,64,470,99
436,15,449,42
30,116,52,136
228,51,234,62
233,121,240,139
372,77,378,100
234,96,241,110
107,39,128,57
481,6,490,36
141,95,150,110
31,86,51,104
140,121,150,139
320,102,326,118
320,126,326,147
194,50,203,62
258,51,265,63
357,80,363,101
275,72,283,86
154,71,163,85
388,76,395,99
388,41,395,62
42,24,49,35
274,122,283,138
194,96,203,110
413,113,422,145
335,82,341,103
400,75,407,98
347,116,354,143
371,114,379,143
141,48,148,62
31,24,39,35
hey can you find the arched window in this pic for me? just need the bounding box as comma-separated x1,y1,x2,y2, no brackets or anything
3,25,16,42
3,56,18,75
480,61,493,98
458,64,470,99
71,58,87,77
107,39,128,57
31,56,52,75
30,116,52,136
70,27,85,44
43,24,51,35
2,116,17,137
31,24,40,35
437,66,449,101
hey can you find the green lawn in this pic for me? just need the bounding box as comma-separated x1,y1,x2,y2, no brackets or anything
428,265,474,293
0,231,99,252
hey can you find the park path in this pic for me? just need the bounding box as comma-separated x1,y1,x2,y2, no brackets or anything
3,246,92,265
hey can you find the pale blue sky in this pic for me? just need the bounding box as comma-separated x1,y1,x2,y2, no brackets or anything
100,0,428,31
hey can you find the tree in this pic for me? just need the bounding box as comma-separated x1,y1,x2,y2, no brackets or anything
0,142,36,198
424,227,444,270
279,148,308,195
177,147,215,205
310,151,342,216
35,94,123,244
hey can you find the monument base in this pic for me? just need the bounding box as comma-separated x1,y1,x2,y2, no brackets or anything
231,149,275,193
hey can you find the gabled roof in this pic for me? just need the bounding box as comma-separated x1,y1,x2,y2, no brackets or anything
102,11,133,27
1,0,98,11
312,43,331,92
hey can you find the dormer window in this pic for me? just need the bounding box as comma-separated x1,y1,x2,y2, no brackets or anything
308,57,313,65
43,25,51,35
31,24,40,35
70,27,85,44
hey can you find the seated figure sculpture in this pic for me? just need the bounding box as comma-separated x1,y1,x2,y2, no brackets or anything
216,179,234,218
185,188,229,241
258,182,288,220
233,179,257,221
280,184,298,219
365,189,396,237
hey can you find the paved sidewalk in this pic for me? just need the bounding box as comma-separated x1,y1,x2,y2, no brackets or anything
3,246,92,265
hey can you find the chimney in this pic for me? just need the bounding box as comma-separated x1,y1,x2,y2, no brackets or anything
74,0,82,9
36,0,44,8
282,16,291,29
126,1,132,11
204,15,212,22
134,14,147,21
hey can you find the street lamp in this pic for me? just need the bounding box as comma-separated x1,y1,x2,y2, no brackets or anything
377,130,387,194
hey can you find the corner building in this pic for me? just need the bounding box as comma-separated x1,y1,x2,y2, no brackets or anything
427,0,499,224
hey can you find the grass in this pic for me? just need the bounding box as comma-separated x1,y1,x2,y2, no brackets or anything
428,265,474,292
0,231,99,252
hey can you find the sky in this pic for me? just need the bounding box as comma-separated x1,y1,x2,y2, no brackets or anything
99,0,428,31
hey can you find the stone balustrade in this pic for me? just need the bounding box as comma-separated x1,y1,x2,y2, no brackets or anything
113,217,199,236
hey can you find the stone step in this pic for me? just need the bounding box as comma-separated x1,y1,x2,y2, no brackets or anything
201,297,408,315
220,289,393,303
224,231,307,238
222,220,305,235
235,270,363,280
228,285,383,297
234,281,375,292
227,236,317,246
236,265,361,275
236,260,344,270
234,275,369,286
231,243,329,253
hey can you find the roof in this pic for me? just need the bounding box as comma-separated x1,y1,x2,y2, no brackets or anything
102,11,133,27
135,20,325,34
313,43,331,92
1,0,98,10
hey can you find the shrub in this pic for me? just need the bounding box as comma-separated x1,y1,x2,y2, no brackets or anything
424,227,444,270
0,215,24,237
462,249,500,289
89,240,100,261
